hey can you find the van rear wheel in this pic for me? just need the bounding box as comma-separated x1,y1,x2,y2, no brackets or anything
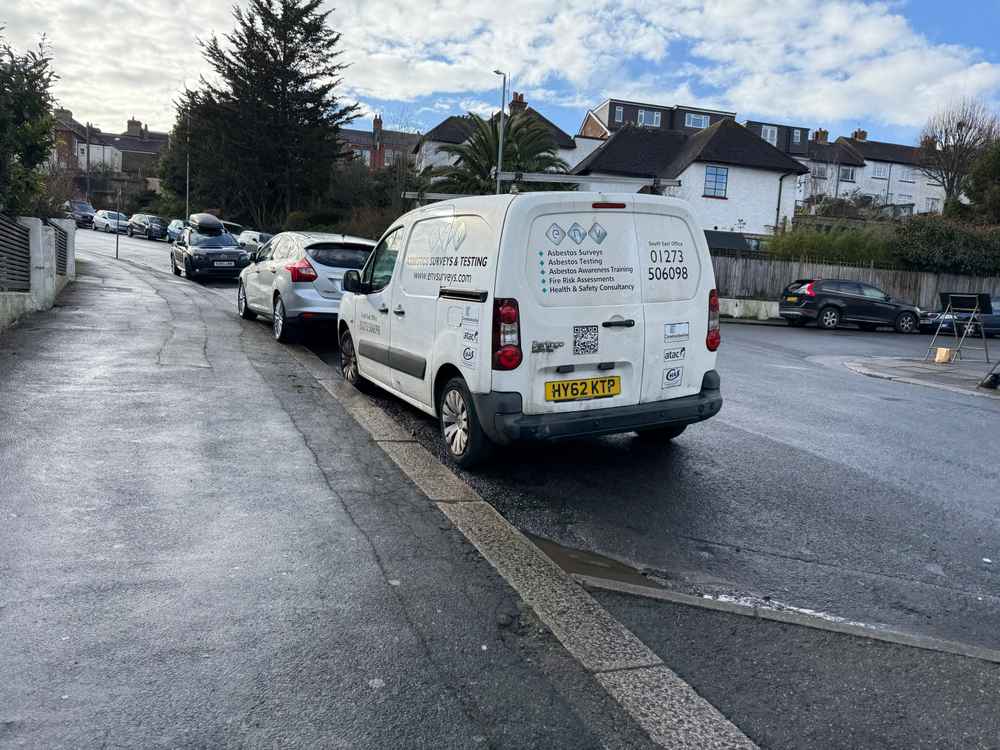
439,377,491,469
636,424,687,441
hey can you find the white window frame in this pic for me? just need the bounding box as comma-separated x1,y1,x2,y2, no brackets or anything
685,112,710,129
872,164,889,180
899,167,915,183
897,194,913,204
637,109,661,128
839,166,856,182
925,197,941,213
812,164,828,179
761,125,778,147
614,105,623,123
792,129,801,144
703,164,729,198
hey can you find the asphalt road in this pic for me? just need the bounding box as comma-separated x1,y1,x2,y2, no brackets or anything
74,230,1000,653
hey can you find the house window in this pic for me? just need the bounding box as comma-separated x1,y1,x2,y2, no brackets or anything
353,148,370,166
839,166,856,182
925,197,941,213
685,112,710,129
703,165,729,198
761,125,778,147
872,164,889,179
898,194,913,204
614,105,623,123
637,109,661,128
812,164,828,179
385,149,397,166
899,167,915,183
792,129,802,144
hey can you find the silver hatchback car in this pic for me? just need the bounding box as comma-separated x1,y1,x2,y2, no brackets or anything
237,232,376,342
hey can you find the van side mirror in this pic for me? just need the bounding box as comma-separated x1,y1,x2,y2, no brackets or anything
342,270,362,294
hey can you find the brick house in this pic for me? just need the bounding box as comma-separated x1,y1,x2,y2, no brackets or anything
340,115,420,171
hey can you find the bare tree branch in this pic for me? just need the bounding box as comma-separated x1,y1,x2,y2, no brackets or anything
918,98,1000,204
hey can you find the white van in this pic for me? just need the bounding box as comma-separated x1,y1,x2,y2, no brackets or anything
337,192,722,467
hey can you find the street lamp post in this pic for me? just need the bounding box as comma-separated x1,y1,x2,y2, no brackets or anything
185,108,191,218
493,70,507,195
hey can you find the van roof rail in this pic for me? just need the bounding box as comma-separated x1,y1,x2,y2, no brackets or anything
495,171,680,189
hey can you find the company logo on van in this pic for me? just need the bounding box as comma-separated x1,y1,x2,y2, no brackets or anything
588,223,607,244
662,367,684,389
567,223,587,245
463,347,476,361
546,223,566,245
664,346,686,362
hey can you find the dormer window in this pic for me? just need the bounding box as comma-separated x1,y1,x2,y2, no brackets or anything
685,112,710,129
761,125,778,147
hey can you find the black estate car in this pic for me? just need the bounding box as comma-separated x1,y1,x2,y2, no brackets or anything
779,279,921,333
128,214,168,240
171,213,250,280
63,200,95,228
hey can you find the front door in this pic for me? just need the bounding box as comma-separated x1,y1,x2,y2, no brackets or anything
353,228,404,387
859,284,896,323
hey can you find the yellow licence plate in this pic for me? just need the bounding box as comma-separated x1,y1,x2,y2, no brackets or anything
785,296,798,302
545,376,621,402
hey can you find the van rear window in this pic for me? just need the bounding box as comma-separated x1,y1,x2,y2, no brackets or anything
307,243,373,269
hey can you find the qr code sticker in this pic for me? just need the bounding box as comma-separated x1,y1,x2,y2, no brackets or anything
573,325,599,355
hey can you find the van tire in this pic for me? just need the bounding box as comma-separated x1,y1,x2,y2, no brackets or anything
439,376,491,469
338,327,369,391
636,424,687,441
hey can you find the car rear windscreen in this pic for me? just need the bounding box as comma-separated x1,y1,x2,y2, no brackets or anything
307,243,373,269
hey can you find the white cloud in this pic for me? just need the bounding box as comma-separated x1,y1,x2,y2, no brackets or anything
2,0,998,134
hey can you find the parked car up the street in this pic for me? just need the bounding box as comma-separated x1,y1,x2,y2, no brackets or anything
93,210,130,234
171,213,251,280
779,279,921,333
167,219,186,243
237,230,273,254
128,214,168,241
237,232,376,343
63,200,96,228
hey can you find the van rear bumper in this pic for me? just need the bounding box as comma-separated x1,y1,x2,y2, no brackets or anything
474,370,722,445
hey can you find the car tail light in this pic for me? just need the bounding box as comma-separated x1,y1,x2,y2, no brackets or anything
800,282,815,297
707,289,721,352
286,257,318,282
492,298,522,370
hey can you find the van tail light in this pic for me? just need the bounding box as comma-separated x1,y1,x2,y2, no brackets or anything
707,289,721,352
492,298,522,370
286,257,318,283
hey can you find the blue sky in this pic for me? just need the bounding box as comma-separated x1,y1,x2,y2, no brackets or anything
5,1,1000,147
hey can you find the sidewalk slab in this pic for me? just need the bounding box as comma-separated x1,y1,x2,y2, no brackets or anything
846,356,1000,399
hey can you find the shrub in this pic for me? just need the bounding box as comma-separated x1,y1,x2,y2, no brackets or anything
888,216,1000,276
766,226,895,267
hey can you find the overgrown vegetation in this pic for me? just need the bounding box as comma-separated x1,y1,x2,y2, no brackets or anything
0,32,57,214
766,216,1000,276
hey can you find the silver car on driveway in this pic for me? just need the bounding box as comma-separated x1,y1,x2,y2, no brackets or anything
237,232,376,342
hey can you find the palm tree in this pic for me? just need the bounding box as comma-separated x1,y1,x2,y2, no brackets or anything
433,112,569,194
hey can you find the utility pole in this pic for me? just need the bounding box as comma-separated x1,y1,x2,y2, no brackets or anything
85,122,91,200
493,70,507,195
185,107,191,218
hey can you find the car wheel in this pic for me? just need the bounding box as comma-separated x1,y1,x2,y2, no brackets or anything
338,327,368,390
127,227,133,237
819,306,840,330
858,323,878,332
237,282,256,320
184,258,199,281
636,424,687,441
439,376,491,468
272,296,295,343
895,312,917,334
104,224,111,233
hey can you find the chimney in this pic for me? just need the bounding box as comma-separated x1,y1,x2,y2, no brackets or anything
509,92,527,115
813,128,829,144
54,108,73,122
373,114,383,147
851,128,868,141
126,117,142,136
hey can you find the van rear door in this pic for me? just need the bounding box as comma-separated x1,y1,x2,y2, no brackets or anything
633,204,706,402
511,196,646,415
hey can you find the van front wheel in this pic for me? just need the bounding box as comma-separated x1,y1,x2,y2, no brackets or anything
439,377,491,469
